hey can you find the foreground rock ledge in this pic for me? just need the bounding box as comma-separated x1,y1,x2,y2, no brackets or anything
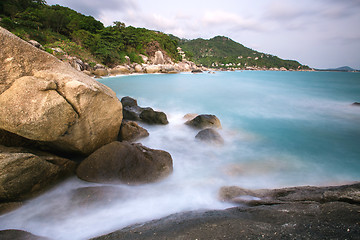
0,27,122,155
92,183,360,240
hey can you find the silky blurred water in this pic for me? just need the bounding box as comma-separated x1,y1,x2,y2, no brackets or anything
1,71,359,240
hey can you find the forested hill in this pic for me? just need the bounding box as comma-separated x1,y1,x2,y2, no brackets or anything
176,36,309,70
1,0,308,70
0,0,180,67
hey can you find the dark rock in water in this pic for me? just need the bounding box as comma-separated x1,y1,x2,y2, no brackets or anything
185,114,221,129
118,120,149,142
92,183,360,240
0,145,77,202
191,69,203,73
122,106,143,121
121,96,168,124
121,97,143,121
140,108,169,125
121,96,138,108
352,102,360,106
195,128,224,145
0,230,50,240
76,141,173,184
219,182,360,206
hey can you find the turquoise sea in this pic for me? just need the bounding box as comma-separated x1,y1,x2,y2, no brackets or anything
1,71,359,239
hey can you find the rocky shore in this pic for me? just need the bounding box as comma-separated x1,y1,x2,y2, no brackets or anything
0,26,358,240
91,183,360,240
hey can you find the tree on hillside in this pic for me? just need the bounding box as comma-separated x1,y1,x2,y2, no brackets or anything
0,0,46,17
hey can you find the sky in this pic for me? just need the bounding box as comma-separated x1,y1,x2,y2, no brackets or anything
46,0,360,69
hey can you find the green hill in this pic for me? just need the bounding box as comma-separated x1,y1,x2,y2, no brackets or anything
177,36,309,70
0,0,181,67
1,1,308,70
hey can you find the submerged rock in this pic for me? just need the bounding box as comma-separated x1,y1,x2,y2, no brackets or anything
195,128,224,145
0,145,76,202
185,114,221,129
352,102,360,106
70,186,126,208
118,120,149,142
76,141,173,184
0,27,122,155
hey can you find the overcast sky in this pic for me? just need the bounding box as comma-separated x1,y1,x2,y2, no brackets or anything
46,0,360,69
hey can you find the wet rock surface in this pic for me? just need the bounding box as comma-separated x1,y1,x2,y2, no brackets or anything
185,114,221,129
92,183,360,240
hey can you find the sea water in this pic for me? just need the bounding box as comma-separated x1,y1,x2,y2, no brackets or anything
1,71,359,239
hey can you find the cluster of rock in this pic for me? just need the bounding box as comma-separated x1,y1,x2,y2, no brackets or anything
121,96,169,125
185,114,224,145
104,55,206,77
0,27,173,213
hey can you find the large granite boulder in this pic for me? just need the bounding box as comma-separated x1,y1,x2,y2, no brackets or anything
195,128,224,145
154,51,165,65
76,141,173,184
185,114,221,129
118,120,149,142
0,145,76,202
0,27,122,155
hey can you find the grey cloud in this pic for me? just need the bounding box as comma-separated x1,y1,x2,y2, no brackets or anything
46,0,138,18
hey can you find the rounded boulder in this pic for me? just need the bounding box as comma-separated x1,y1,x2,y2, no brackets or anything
76,141,173,184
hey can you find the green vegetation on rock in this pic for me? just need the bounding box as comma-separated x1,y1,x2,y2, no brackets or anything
0,0,181,67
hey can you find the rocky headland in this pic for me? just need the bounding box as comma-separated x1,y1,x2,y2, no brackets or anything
0,26,359,240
